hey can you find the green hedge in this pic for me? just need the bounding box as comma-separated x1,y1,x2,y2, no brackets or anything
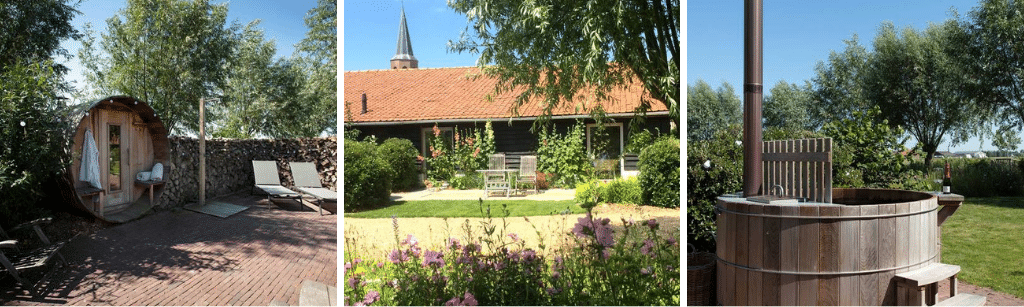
343,138,394,211
378,138,420,191
639,137,680,208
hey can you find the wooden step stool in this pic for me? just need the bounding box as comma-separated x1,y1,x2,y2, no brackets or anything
896,263,986,306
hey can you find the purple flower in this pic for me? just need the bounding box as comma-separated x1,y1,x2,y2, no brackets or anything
521,249,538,263
462,292,478,306
347,276,359,288
402,234,419,247
362,290,381,305
447,238,461,250
552,270,561,279
572,213,615,248
602,249,612,260
354,258,363,265
444,297,462,306
376,262,384,269
546,287,561,295
423,250,445,268
388,249,409,264
646,218,659,230
344,262,352,270
508,233,520,242
464,243,480,254
553,256,564,270
641,239,656,258
666,236,677,246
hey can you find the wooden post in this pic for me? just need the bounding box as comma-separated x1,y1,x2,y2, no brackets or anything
199,98,205,206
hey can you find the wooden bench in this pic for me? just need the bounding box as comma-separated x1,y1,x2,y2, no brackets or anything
895,263,986,306
75,186,105,217
761,138,832,203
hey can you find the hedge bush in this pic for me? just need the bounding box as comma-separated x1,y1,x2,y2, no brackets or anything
538,121,594,188
344,138,395,211
639,137,679,208
601,177,642,205
378,138,419,192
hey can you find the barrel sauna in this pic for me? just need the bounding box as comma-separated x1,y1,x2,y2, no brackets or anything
716,188,939,306
61,96,169,223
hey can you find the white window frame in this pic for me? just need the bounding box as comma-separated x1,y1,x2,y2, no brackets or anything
421,126,454,158
586,122,624,159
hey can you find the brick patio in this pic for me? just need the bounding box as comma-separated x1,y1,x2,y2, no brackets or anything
0,194,337,305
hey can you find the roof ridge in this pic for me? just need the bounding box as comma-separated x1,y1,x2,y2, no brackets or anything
344,66,481,73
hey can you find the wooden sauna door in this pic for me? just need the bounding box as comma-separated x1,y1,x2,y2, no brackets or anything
103,111,132,207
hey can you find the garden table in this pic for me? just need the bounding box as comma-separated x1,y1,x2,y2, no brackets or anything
477,169,516,198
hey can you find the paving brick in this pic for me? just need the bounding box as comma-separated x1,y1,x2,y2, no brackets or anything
0,194,336,306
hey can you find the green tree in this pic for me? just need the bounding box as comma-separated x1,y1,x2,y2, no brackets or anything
79,0,236,135
810,35,872,129
287,0,337,137
992,125,1021,156
447,0,679,131
687,79,740,141
961,0,1024,131
215,21,302,139
823,107,920,189
0,0,80,77
864,21,985,167
763,80,814,132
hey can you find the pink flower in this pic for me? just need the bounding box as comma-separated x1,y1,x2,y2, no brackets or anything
508,233,520,242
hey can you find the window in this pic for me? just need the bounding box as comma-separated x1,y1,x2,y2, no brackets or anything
421,126,454,160
586,123,623,160
109,124,122,191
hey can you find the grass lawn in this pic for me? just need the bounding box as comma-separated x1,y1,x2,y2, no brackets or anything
942,197,1024,299
344,199,585,218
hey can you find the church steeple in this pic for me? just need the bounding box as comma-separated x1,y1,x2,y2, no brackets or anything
391,6,418,69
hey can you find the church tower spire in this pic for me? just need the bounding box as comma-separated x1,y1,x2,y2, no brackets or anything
391,6,418,69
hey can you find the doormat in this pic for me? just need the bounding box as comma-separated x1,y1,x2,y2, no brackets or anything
185,201,249,218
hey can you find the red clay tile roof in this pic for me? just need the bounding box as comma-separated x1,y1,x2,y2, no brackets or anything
343,67,666,124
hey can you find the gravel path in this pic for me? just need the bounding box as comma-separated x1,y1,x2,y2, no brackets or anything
344,203,680,260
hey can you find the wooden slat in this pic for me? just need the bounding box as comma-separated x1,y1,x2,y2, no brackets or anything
935,293,987,306
910,201,921,265
735,209,749,306
897,202,910,268
879,204,898,306
761,151,831,162
896,263,961,287
818,206,840,305
798,206,820,306
761,138,833,203
780,206,799,306
861,205,880,305
840,206,861,306
747,204,764,306
764,205,782,305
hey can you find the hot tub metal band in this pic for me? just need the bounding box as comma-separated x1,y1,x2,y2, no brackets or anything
715,251,939,276
715,204,939,220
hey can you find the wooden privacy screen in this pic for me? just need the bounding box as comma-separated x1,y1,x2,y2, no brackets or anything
761,138,832,203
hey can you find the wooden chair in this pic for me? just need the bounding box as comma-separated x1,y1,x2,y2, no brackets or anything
516,155,538,195
0,218,68,297
761,138,833,203
482,154,509,197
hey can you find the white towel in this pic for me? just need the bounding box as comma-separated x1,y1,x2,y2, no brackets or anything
79,128,102,189
151,163,163,181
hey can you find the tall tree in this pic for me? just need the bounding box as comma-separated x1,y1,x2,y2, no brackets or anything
810,35,872,130
864,21,984,167
448,0,679,131
215,21,302,139
0,0,80,84
992,125,1021,156
962,0,1024,131
763,80,814,132
288,0,337,137
79,0,236,135
687,79,740,141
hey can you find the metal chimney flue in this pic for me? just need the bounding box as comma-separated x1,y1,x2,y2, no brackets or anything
743,0,764,197
361,93,368,114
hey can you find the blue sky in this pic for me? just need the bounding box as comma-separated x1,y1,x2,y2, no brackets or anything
686,0,1004,152
59,0,317,103
343,0,479,71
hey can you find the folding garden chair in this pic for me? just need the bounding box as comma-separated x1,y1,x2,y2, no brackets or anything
289,162,337,215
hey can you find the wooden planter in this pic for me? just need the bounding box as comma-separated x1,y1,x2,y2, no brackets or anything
715,188,939,305
59,96,169,223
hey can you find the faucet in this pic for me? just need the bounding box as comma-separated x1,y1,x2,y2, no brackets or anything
772,184,785,196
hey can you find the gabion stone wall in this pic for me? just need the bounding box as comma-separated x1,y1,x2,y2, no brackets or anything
160,136,337,208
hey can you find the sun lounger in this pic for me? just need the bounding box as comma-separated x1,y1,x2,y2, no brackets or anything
289,162,337,215
252,160,301,202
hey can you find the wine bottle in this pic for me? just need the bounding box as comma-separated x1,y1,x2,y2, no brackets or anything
942,162,952,194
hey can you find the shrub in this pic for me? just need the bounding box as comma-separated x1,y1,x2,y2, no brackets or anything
574,179,602,210
601,177,642,205
450,172,483,190
537,121,593,188
639,137,679,208
0,62,71,228
425,122,496,183
344,139,395,211
939,158,1024,197
686,125,742,251
378,138,419,192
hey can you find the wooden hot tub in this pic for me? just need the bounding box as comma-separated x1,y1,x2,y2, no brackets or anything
715,188,939,305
